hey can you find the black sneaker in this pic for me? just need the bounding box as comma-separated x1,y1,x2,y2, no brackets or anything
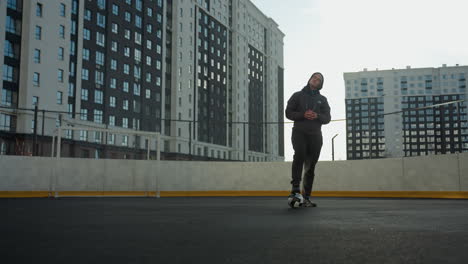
288,192,304,208
303,198,317,207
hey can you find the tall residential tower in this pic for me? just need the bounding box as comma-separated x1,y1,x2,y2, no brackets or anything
344,65,468,160
0,0,285,161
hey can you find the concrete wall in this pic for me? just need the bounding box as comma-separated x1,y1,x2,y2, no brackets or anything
1,153,467,193
459,152,468,192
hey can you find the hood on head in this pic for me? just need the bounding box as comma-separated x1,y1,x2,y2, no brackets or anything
306,72,324,90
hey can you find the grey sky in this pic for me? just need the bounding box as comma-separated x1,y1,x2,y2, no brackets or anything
250,0,468,161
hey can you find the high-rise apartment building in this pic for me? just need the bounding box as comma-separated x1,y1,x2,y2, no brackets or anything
344,65,468,160
0,0,285,161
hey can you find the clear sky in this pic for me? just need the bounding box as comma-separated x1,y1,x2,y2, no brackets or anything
250,0,468,161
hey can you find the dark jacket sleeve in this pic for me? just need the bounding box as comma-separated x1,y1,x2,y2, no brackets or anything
318,96,331,124
285,92,304,121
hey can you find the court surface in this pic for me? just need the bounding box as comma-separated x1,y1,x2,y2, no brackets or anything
2,197,468,263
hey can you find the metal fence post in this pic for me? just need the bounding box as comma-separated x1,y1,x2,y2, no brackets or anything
33,105,38,156
243,122,246,161
189,121,192,160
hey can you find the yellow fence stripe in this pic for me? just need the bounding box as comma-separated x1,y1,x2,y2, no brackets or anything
1,191,468,199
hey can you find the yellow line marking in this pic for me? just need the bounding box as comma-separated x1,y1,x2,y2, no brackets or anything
1,191,468,199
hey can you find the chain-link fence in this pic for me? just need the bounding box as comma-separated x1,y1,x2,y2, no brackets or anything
2,99,466,161
0,105,290,161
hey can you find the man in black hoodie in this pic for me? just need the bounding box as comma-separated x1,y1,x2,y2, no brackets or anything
285,72,331,207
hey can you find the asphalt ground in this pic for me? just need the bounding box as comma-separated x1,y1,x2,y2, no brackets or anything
2,197,468,264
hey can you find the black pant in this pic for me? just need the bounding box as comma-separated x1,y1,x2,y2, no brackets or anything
290,129,323,197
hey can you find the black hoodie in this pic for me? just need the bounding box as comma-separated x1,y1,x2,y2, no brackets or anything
285,73,331,134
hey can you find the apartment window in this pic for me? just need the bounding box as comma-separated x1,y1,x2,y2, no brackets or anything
60,3,66,17
111,23,118,33
79,130,88,141
57,91,63,104
0,114,12,131
124,64,130,75
34,49,41,63
124,47,130,57
32,96,39,106
133,101,140,114
68,83,74,97
135,32,142,44
94,90,103,104
96,51,105,65
134,66,141,79
95,71,104,85
123,100,129,110
96,32,105,47
58,47,64,60
124,29,131,39
4,40,14,58
125,12,131,22
111,41,118,52
58,69,64,82
133,83,140,96
109,116,115,126
97,0,106,10
135,15,142,28
6,16,18,34
134,49,141,62
72,0,78,14
1,89,13,106
110,78,116,89
83,28,90,40
97,14,106,28
70,41,76,55
123,82,129,92
33,72,40,86
36,3,43,17
122,135,128,146
59,25,65,38
111,59,117,70
112,4,119,15
122,118,128,128
65,104,72,120
81,89,88,100
110,96,116,107
147,8,153,17
136,0,142,11
94,110,103,124
35,26,42,40
146,40,152,50
82,49,89,60
94,132,102,143
81,69,89,80
146,24,152,33
145,89,151,99
84,9,91,20
146,56,152,66
146,73,151,82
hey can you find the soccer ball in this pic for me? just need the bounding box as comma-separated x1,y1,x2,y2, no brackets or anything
288,193,304,208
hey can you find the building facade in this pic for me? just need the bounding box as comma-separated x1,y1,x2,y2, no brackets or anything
344,65,468,160
0,0,285,161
